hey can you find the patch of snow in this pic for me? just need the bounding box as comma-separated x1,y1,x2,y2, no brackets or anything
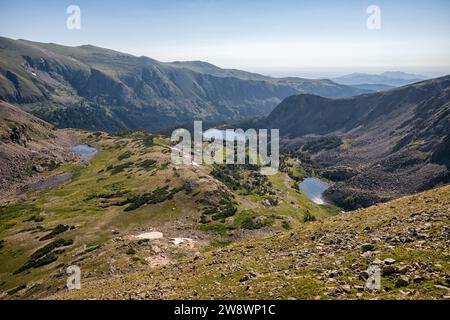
133,231,163,240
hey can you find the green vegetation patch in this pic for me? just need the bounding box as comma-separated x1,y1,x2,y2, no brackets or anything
114,130,154,147
0,203,40,233
280,151,317,179
24,215,44,223
198,188,238,222
241,215,274,230
106,162,134,175
85,191,128,201
45,160,61,171
142,134,154,148
303,211,317,222
211,164,274,196
117,151,133,161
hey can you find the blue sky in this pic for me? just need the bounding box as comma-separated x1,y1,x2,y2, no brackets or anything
1,0,449,77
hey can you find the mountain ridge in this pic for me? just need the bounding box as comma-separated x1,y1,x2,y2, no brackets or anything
0,37,369,132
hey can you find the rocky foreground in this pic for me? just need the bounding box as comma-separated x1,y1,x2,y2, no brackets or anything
55,185,450,300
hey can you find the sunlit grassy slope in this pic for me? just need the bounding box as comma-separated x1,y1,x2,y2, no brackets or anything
0,130,337,298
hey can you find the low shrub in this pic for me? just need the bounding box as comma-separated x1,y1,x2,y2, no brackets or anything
139,159,157,171
241,216,264,230
107,162,134,175
7,284,26,295
143,135,154,147
303,136,342,153
24,215,44,223
118,151,133,160
282,220,291,230
39,224,70,241
14,239,73,274
303,211,316,223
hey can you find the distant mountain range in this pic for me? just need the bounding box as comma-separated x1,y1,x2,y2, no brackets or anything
0,37,369,131
333,71,428,88
263,76,450,208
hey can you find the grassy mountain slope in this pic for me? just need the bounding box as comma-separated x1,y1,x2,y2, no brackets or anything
0,37,369,131
54,184,450,300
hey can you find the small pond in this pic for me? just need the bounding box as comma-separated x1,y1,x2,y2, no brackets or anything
71,144,98,161
299,177,330,205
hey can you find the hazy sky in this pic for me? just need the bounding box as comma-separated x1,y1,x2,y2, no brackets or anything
1,0,449,77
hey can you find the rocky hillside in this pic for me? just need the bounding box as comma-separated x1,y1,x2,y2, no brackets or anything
0,101,76,197
264,76,450,209
0,37,368,131
54,184,450,300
